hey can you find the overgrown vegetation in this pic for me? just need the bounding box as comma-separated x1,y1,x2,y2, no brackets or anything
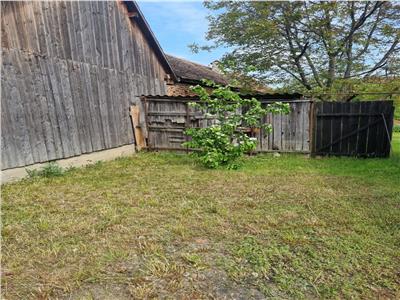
184,81,289,168
26,162,64,178
2,134,399,299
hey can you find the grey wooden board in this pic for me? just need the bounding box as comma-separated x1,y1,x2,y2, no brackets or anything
1,1,176,169
145,98,312,153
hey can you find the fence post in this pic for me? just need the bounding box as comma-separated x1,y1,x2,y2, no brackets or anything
309,98,316,157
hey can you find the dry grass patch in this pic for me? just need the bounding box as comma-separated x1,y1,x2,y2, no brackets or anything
2,134,400,299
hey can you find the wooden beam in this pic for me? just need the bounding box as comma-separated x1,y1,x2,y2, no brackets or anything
130,105,146,151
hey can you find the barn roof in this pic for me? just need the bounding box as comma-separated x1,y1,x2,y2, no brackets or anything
122,1,176,80
165,54,229,85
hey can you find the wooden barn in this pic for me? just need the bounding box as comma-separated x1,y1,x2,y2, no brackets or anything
1,1,178,173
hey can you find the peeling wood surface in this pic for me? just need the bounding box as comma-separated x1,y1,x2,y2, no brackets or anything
130,106,146,151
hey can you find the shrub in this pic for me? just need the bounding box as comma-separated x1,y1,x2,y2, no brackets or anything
393,124,400,133
26,162,64,178
183,80,290,168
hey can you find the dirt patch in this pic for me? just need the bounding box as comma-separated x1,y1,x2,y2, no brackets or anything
63,284,132,300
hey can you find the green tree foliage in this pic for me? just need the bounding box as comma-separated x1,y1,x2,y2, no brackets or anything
191,1,400,93
183,81,289,168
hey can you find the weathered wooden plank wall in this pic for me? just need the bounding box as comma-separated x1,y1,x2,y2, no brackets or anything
144,96,312,153
1,1,169,169
257,100,311,152
313,101,394,157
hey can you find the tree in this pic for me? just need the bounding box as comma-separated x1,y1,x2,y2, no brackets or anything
183,81,289,169
191,1,400,94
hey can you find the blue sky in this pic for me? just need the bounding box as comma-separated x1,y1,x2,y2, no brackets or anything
137,1,227,66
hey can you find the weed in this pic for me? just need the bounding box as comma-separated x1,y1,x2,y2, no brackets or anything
26,162,64,178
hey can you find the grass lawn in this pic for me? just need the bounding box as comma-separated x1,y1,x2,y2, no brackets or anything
2,134,400,299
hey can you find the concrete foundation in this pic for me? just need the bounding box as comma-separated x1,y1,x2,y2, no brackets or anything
1,144,136,184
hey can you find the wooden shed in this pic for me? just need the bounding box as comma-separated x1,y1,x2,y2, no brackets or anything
1,1,176,170
165,54,228,97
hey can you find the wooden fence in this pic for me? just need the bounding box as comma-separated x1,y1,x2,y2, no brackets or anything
312,101,394,157
142,96,312,153
141,96,394,157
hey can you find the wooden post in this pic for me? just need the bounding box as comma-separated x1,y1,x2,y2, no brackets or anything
309,98,316,157
130,105,146,151
185,102,190,153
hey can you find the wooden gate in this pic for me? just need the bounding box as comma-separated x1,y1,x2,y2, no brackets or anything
142,96,311,153
312,101,394,157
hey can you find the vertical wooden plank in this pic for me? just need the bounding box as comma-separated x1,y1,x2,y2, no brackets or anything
288,102,295,151
2,3,19,50
123,73,135,143
32,1,49,56
1,56,20,169
82,63,103,151
57,59,81,156
106,2,118,69
1,86,12,169
272,112,282,151
347,103,360,155
366,102,379,156
67,60,90,154
98,1,110,68
339,102,348,155
59,60,82,155
28,54,55,162
39,56,64,159
15,50,48,163
308,100,316,155
383,102,394,157
130,105,146,149
374,101,386,157
77,1,91,64
97,67,112,148
117,2,132,72
86,1,99,66
90,1,102,66
71,1,84,63
109,70,121,146
330,102,340,154
280,108,289,151
4,49,34,166
104,69,118,147
90,63,106,148
11,2,29,50
296,102,305,151
320,102,332,155
45,59,73,157
24,1,41,53
302,101,310,152
1,3,11,49
118,72,129,145
41,1,56,58
50,2,64,58
357,102,368,156
114,2,124,71
58,1,72,60
315,102,323,154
